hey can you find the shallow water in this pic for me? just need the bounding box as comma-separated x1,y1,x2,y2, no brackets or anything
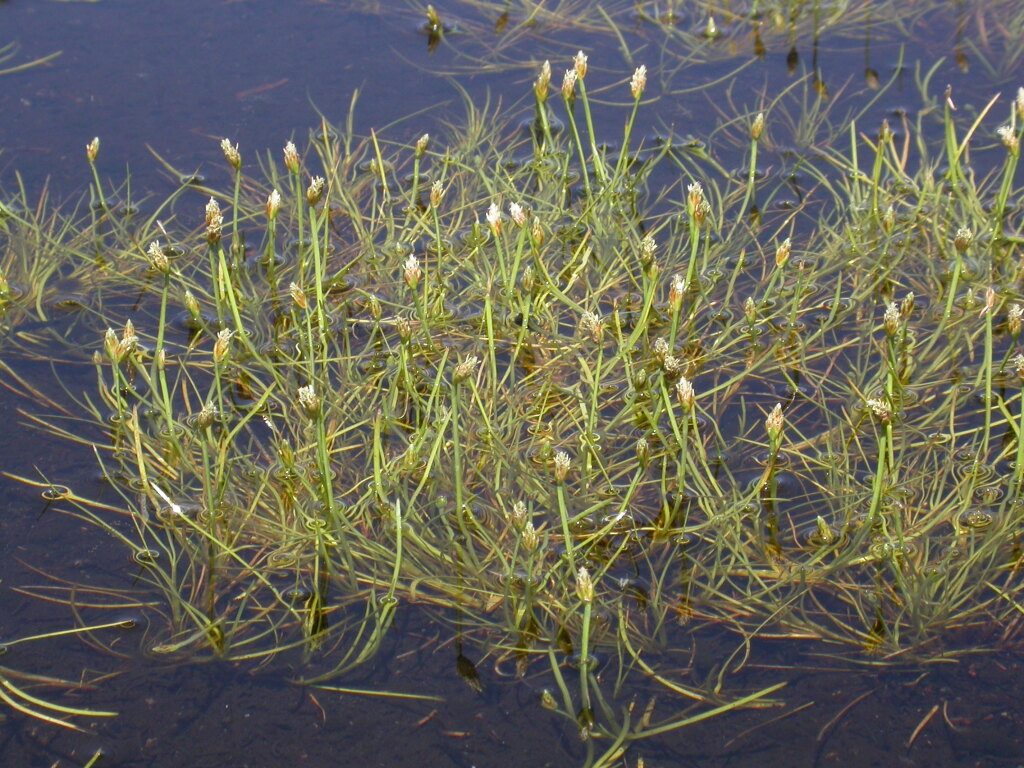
3,1,1024,766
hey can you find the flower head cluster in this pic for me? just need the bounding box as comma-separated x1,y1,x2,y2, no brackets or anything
266,189,281,220
630,65,647,99
579,310,603,343
1013,353,1024,381
220,138,241,170
576,566,594,603
561,68,578,102
403,254,422,288
997,125,1019,155
865,397,892,423
954,227,973,252
687,182,710,226
213,328,235,364
283,140,300,173
573,50,588,80
147,240,169,274
289,282,308,311
535,60,551,102
509,202,527,227
306,176,325,206
751,112,765,141
105,320,138,363
775,237,792,269
883,301,900,337
765,403,784,441
640,235,656,269
415,133,430,158
205,197,223,244
1009,304,1023,337
676,376,695,411
553,450,571,483
297,385,320,419
668,274,686,311
486,202,502,234
430,180,444,208
453,355,480,384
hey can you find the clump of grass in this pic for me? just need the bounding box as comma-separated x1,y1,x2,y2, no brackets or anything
4,51,1024,764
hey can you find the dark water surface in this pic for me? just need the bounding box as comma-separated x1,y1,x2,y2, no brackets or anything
3,1,1024,766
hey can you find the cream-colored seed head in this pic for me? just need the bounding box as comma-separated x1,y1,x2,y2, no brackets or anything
148,240,169,273
866,397,891,423
486,202,502,233
283,140,300,173
220,138,241,169
954,227,973,252
1009,304,1023,336
766,403,784,439
509,202,527,226
751,111,765,141
630,65,647,99
775,237,792,269
213,328,234,364
522,520,539,551
669,274,686,310
289,282,308,311
403,255,422,288
453,355,480,384
676,376,695,410
553,450,571,483
574,51,588,80
576,566,594,603
997,125,1019,154
297,385,320,419
640,235,656,267
306,176,325,206
580,311,603,342
535,60,551,101
266,189,281,220
562,68,578,101
884,302,900,336
510,500,527,529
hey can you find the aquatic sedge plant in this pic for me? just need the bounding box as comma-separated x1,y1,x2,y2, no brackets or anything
993,99,1023,236
683,182,708,295
220,138,244,265
944,226,972,321
571,51,605,185
669,375,695,529
9,53,1024,764
553,449,576,571
736,111,765,222
574,565,595,737
85,136,105,212
450,353,482,569
613,64,647,179
533,59,554,153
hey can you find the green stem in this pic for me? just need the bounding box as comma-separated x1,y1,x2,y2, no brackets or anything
563,99,592,197
577,79,607,187
556,482,576,571
614,96,642,179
